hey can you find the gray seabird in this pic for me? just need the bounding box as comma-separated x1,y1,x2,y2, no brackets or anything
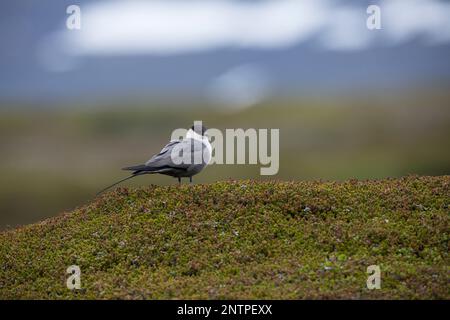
97,124,211,195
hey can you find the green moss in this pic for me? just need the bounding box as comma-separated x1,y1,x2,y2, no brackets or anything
0,176,449,299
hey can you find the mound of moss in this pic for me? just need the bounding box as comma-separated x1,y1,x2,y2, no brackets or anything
0,176,448,299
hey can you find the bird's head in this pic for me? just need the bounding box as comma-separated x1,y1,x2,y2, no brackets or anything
187,123,208,140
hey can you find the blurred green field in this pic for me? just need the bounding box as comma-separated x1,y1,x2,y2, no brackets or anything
1,91,450,229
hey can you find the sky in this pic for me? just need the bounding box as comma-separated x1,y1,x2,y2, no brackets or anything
1,0,450,107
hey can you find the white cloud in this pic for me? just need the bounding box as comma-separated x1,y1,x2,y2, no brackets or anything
41,0,450,65
63,0,330,55
318,6,373,51
382,0,450,45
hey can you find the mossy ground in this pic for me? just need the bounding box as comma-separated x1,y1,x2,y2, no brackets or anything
0,176,448,299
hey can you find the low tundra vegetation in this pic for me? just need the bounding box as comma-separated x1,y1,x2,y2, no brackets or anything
0,176,448,299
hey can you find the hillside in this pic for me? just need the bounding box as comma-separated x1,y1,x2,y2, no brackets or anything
0,176,448,299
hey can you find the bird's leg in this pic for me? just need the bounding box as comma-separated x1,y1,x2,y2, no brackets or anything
189,176,192,184
178,177,181,185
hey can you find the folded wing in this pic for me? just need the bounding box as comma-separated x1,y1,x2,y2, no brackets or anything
122,139,207,175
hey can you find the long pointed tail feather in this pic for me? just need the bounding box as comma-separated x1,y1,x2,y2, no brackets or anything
96,174,140,196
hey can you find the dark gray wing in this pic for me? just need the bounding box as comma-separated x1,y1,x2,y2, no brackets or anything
145,138,207,170
122,140,182,173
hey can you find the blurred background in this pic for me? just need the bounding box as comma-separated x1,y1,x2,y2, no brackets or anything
1,0,450,229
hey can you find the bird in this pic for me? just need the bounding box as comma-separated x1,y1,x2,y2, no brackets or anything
97,123,211,195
